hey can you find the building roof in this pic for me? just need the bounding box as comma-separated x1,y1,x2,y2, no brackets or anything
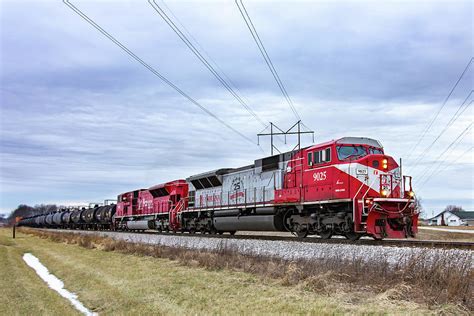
428,210,474,220
451,210,474,220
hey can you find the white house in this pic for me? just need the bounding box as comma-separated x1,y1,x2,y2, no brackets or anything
427,210,474,226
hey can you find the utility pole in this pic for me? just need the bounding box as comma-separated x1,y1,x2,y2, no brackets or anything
257,120,315,155
270,123,273,156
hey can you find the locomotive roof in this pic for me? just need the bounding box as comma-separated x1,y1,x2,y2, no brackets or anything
187,168,243,181
148,179,187,191
307,137,383,150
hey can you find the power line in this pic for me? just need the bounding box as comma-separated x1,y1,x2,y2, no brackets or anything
410,91,473,169
63,0,255,145
148,0,266,127
418,144,473,190
415,122,472,187
235,0,301,121
158,0,255,112
406,57,473,160
437,146,473,174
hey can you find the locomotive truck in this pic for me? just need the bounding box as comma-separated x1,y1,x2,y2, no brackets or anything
19,137,418,240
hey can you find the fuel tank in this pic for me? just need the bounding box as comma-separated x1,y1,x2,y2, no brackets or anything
213,214,285,231
126,220,154,230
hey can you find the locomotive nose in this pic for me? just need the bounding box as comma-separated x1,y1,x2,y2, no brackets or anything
365,154,398,171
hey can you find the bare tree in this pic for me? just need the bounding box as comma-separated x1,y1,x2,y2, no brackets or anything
444,205,464,213
414,196,426,219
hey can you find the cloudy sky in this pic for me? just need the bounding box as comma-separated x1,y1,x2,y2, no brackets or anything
1,0,472,217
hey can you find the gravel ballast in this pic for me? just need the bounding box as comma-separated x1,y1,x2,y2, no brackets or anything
48,229,473,267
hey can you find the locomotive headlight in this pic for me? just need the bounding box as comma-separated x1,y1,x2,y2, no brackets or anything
382,159,388,169
381,189,388,197
409,191,415,197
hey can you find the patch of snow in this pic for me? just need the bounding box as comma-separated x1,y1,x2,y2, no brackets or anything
22,253,96,316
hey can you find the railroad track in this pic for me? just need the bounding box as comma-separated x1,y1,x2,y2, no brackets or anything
36,228,474,250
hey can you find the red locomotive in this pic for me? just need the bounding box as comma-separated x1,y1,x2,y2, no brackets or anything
112,136,417,240
19,137,418,240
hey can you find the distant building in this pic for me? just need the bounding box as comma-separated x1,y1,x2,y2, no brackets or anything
427,210,474,226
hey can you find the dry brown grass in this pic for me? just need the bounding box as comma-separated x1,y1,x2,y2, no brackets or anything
23,228,473,312
416,229,474,241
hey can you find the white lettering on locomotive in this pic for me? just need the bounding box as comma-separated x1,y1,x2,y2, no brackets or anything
313,171,327,181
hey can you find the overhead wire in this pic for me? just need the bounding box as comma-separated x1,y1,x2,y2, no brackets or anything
148,0,267,127
415,122,473,187
410,90,473,169
406,57,473,160
235,0,301,121
437,146,473,174
63,0,256,145
158,0,257,116
417,143,473,190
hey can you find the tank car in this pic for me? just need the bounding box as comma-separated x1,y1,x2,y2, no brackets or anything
62,211,72,228
45,214,54,227
52,212,64,227
95,205,116,229
70,208,85,228
82,206,99,229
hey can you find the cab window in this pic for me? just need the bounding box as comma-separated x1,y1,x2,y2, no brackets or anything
312,148,331,165
307,152,313,166
369,147,384,155
337,145,367,160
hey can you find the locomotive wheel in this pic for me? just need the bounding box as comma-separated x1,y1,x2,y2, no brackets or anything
229,231,236,236
345,232,362,241
189,228,196,234
319,229,333,239
295,230,308,238
372,235,384,241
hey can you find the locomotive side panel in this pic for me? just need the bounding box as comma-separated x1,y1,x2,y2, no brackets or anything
192,167,284,209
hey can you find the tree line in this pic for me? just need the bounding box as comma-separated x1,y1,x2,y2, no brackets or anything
3,204,59,225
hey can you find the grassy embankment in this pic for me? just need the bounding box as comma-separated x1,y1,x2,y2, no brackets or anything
1,228,472,315
416,227,474,242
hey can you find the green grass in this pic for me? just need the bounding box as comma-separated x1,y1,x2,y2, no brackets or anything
0,228,466,315
0,234,78,315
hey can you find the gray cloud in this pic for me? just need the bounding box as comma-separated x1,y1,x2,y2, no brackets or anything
0,0,472,216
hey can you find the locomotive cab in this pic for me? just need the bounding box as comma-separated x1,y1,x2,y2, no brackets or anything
281,137,418,240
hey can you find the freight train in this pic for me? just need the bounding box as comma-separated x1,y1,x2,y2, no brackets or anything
19,137,419,240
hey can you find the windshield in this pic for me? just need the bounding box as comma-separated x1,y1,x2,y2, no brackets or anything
337,145,367,160
369,147,384,155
